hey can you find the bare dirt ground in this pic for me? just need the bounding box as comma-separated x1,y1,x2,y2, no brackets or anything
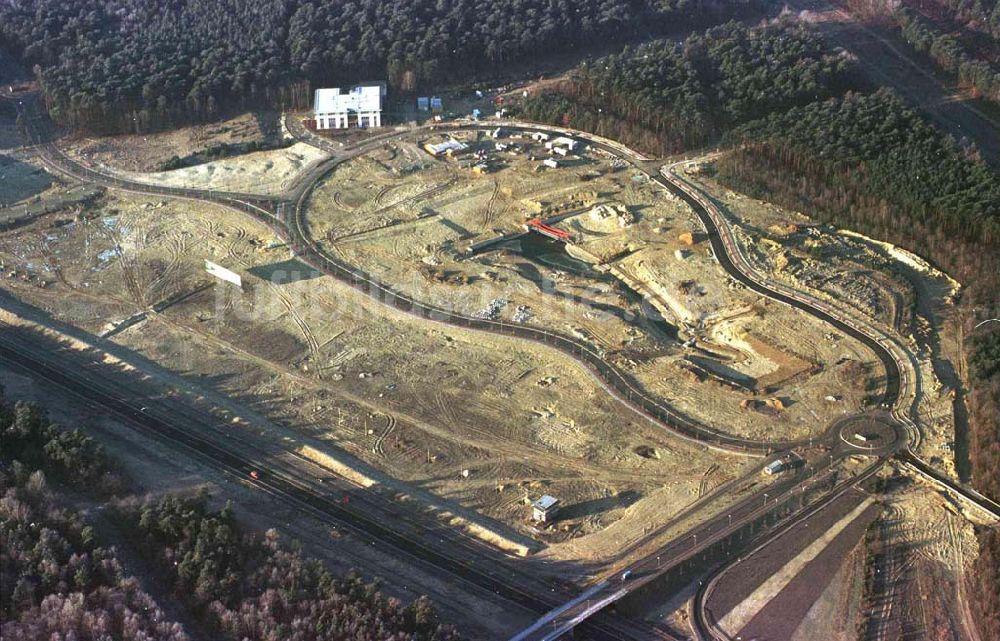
878,469,987,641
679,160,965,472
64,111,285,172
305,132,882,442
68,141,329,196
108,142,327,195
724,496,879,641
0,188,749,561
789,537,866,641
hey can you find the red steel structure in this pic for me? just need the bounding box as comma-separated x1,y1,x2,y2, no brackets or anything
525,218,572,241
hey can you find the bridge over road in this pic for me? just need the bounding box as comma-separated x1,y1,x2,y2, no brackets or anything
510,447,890,641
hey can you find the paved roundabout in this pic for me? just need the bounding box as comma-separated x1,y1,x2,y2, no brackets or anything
834,413,904,456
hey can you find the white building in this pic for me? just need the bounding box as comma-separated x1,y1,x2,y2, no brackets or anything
314,83,386,130
532,495,560,522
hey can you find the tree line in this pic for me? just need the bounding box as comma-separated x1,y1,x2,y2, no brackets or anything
131,494,460,641
713,88,1000,641
1,468,189,641
919,0,1000,40
0,0,770,133
0,391,462,640
718,89,1000,271
1,393,185,640
516,20,852,154
968,328,1000,641
894,6,1000,104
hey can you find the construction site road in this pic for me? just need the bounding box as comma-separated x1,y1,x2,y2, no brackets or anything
515,450,890,640
15,94,908,457
285,122,906,456
691,463,886,641
16,100,998,640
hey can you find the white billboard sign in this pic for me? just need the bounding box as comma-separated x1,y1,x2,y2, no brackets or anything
204,259,243,289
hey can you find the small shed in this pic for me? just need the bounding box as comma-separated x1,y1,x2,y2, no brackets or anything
430,96,443,112
417,96,430,111
763,460,785,475
543,158,559,169
532,495,560,522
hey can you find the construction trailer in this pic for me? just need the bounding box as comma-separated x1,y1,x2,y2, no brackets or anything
763,460,785,475
424,139,469,157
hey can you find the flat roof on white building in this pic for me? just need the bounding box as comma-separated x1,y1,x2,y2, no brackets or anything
314,83,385,114
533,495,559,511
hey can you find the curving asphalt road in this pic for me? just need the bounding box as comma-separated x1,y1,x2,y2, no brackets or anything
285,121,906,454
13,98,999,641
14,96,907,458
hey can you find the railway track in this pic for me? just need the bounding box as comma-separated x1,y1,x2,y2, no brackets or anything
0,329,660,641
17,101,991,640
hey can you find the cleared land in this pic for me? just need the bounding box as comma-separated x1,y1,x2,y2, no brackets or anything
0,187,752,564
305,131,884,442
64,111,287,172
678,160,965,471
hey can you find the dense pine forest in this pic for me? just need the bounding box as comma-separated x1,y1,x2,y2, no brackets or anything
0,394,460,640
906,0,1000,39
894,6,1000,103
0,0,767,133
0,396,182,640
715,98,1000,639
517,21,852,153
132,494,459,641
842,0,1000,103
718,89,1000,293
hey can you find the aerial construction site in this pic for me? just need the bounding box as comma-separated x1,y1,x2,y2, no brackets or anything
1,76,997,641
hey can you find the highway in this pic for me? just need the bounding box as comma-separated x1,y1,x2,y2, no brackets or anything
691,472,885,641
9,98,997,640
0,322,667,641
